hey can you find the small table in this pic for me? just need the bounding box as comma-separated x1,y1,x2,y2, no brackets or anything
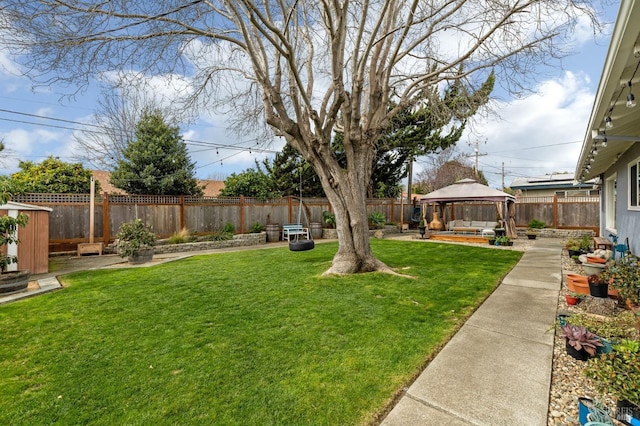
494,228,506,237
593,237,613,251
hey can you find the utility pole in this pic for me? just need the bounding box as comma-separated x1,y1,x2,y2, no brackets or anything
407,157,413,203
470,139,487,177
502,162,505,190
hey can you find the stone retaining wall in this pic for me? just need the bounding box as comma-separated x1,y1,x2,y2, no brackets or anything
105,232,267,255
515,228,595,239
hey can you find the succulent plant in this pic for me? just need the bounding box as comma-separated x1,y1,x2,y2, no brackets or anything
560,324,603,356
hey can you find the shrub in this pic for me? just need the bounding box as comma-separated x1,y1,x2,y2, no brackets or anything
585,339,640,406
600,255,640,306
222,222,235,234
322,211,336,228
115,219,157,258
567,311,639,340
167,227,191,244
249,222,265,233
368,211,385,229
527,219,545,229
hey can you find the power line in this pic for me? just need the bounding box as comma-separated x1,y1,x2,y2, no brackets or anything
0,107,279,154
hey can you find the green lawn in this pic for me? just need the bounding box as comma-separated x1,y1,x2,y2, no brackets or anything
0,240,522,425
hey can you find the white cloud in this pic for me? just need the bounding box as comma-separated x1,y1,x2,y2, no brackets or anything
451,71,595,187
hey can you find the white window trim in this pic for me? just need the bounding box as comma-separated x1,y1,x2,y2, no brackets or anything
629,157,640,211
605,173,617,233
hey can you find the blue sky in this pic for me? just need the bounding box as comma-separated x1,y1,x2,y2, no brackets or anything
0,2,620,190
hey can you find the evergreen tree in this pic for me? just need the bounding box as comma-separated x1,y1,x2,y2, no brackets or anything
110,110,203,196
259,144,325,197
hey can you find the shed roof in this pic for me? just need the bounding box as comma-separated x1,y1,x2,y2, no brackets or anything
420,178,515,203
0,201,53,212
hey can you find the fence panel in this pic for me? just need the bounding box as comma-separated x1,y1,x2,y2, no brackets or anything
557,197,600,228
8,193,601,251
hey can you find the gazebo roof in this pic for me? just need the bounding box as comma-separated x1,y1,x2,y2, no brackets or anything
420,179,515,203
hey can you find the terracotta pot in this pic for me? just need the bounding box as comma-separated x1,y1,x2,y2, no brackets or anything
565,295,580,305
566,274,590,295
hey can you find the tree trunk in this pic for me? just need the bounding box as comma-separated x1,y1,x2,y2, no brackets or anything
313,154,394,275
323,189,384,275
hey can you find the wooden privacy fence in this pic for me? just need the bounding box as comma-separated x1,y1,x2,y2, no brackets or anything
10,193,599,252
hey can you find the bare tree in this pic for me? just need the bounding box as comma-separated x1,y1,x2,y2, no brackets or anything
73,83,194,170
0,139,14,169
0,1,598,274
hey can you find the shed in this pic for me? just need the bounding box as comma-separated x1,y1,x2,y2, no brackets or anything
420,179,517,238
0,201,53,274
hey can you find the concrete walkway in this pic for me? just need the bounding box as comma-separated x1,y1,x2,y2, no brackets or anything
381,238,562,426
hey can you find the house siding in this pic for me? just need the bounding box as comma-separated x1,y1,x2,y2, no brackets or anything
603,143,640,255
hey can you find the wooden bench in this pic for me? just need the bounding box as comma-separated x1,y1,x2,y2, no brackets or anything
594,237,613,251
282,224,309,241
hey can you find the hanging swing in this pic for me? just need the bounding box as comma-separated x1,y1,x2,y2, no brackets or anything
289,170,315,252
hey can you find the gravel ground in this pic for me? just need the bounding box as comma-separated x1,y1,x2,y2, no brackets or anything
547,249,626,426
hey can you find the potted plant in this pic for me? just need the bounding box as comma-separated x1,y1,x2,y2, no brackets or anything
487,236,496,245
565,291,584,306
0,188,31,294
588,273,609,298
495,235,512,246
585,339,640,418
322,210,336,229
579,234,594,253
601,255,640,309
418,218,427,239
115,219,157,264
526,219,544,240
559,324,603,360
525,229,538,240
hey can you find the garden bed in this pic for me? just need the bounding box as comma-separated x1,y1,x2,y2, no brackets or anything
548,249,639,425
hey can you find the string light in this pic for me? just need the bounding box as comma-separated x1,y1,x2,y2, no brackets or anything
627,81,637,108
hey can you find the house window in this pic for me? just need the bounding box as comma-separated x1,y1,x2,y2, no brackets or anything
630,158,640,210
605,173,616,231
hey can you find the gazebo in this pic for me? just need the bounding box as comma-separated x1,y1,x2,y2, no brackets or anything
420,179,517,238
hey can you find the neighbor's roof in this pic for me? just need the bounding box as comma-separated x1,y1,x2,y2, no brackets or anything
91,170,224,197
510,173,598,190
420,178,515,203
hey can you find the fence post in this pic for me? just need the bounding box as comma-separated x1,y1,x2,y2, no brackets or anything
239,195,245,234
288,196,293,224
390,198,395,223
179,196,186,232
102,192,110,245
553,195,559,229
